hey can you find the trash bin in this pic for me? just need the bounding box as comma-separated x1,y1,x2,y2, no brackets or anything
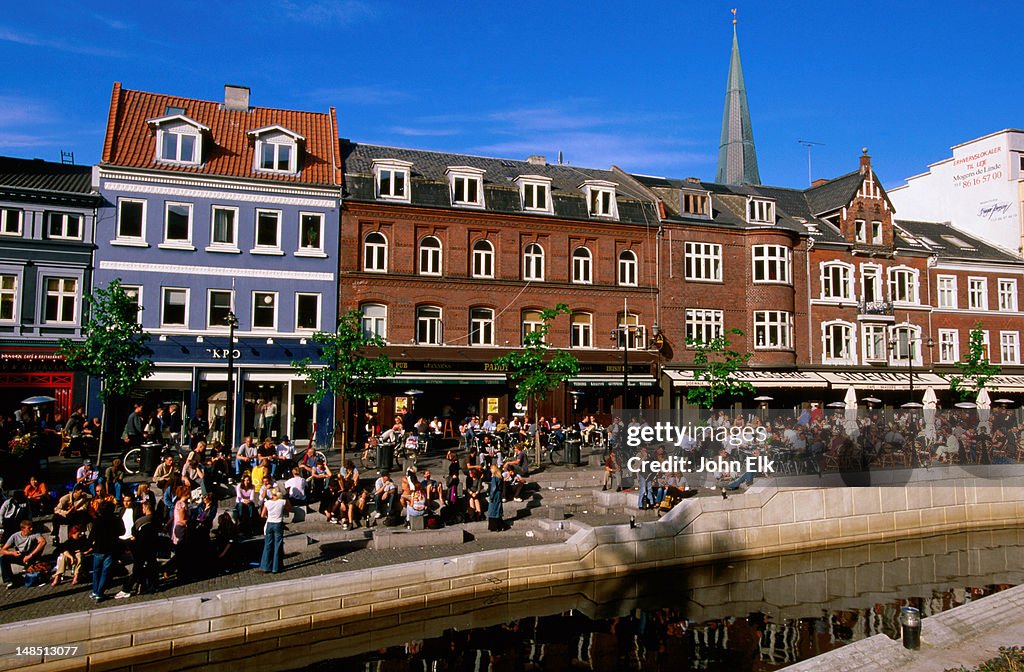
565,438,582,466
141,441,162,475
377,441,394,472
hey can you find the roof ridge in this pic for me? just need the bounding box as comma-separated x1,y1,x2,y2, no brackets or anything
121,86,334,118
348,142,617,174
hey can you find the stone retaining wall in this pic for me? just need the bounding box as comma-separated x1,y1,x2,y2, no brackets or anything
4,472,1022,672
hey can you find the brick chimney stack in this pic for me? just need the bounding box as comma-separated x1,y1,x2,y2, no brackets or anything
859,147,871,174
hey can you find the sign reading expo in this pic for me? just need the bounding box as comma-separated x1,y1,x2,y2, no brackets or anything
206,348,242,359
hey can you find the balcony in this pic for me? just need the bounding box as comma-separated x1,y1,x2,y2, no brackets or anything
858,300,894,316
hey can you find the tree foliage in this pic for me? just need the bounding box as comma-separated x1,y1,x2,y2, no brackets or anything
58,279,153,401
685,328,754,409
949,323,1001,401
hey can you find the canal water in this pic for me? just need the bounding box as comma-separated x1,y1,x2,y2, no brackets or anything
280,527,1024,672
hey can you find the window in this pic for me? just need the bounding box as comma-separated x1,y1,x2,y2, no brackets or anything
419,236,442,276
521,181,549,212
1001,332,1020,364
523,243,544,281
298,213,324,255
821,262,853,301
685,308,723,345
43,278,77,324
752,245,790,284
938,329,959,364
159,129,198,163
360,303,387,340
889,267,919,304
572,247,592,284
258,140,295,173
46,212,82,240
469,307,494,346
522,310,544,343
937,275,958,309
0,274,16,321
163,202,192,246
253,210,281,252
854,219,867,244
416,306,442,344
589,188,614,217
207,290,233,329
862,265,882,303
617,313,645,349
890,324,922,364
472,239,493,278
252,292,277,330
998,279,1017,312
448,168,484,206
870,221,883,244
374,160,411,201
571,312,592,348
0,208,22,236
121,284,142,325
618,250,638,286
863,324,887,362
968,277,988,310
684,242,722,282
822,321,855,363
747,198,774,224
754,311,791,349
682,192,709,216
210,206,238,250
116,199,146,241
295,293,320,331
161,287,188,327
363,232,387,272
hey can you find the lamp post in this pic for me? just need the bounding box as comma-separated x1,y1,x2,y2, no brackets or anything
889,332,933,405
611,324,633,412
225,311,238,451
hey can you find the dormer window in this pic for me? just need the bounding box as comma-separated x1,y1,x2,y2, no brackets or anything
747,197,775,224
681,190,711,217
580,180,618,219
373,159,412,202
247,125,304,175
447,167,485,207
515,176,553,214
147,114,208,166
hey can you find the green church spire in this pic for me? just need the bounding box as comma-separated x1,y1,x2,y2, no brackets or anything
716,12,760,185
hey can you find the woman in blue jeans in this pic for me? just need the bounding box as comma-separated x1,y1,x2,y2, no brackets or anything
259,488,291,573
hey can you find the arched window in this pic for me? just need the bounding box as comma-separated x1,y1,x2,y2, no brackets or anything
469,307,494,346
617,250,637,286
522,309,544,344
571,311,592,348
363,232,387,272
820,261,854,301
822,320,855,364
617,312,645,349
572,247,592,284
360,303,387,341
419,236,442,276
472,239,494,278
416,305,443,344
523,243,544,281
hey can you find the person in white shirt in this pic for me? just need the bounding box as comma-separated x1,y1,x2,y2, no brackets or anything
373,471,397,518
284,468,307,504
275,437,295,479
235,436,258,479
259,488,290,574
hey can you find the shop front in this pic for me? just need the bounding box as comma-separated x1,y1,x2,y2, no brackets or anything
0,345,83,421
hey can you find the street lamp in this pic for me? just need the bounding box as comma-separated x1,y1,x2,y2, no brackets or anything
889,332,933,405
610,323,636,412
225,311,238,450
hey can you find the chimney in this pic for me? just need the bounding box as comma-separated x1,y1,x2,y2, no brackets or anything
859,147,871,174
811,178,829,187
526,155,547,166
224,84,250,111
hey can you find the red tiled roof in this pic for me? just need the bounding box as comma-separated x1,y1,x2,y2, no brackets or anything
101,83,340,187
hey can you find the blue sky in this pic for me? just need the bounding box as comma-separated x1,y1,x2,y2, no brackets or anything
0,1,1019,189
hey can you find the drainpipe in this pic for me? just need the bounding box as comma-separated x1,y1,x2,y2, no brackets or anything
805,238,813,366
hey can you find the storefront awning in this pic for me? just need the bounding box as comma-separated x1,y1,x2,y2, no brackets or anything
664,370,827,388
379,372,507,385
818,371,947,390
570,374,659,388
963,375,1024,392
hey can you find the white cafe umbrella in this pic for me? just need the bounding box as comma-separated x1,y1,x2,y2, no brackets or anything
922,386,938,443
843,386,859,438
977,388,992,432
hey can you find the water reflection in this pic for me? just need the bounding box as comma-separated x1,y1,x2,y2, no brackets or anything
283,528,1024,672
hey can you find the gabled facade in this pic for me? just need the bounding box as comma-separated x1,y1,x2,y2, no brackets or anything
0,157,100,416
340,143,661,424
94,83,342,447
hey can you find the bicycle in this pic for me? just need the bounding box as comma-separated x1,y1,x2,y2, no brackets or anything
122,443,177,475
544,433,564,466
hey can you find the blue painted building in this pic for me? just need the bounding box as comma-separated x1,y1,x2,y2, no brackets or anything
93,83,340,448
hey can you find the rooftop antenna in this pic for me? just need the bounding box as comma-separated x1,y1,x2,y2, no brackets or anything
797,140,824,186
60,150,74,165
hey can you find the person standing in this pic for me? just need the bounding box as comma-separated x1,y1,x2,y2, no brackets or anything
259,488,290,574
123,403,145,449
263,398,278,440
88,501,125,601
165,404,183,449
115,501,159,598
486,464,504,532
188,408,209,449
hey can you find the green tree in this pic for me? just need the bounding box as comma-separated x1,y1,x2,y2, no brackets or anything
492,304,579,464
58,279,153,467
292,309,398,461
948,323,1001,401
685,328,754,409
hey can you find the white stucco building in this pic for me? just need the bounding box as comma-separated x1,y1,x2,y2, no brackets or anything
889,129,1024,256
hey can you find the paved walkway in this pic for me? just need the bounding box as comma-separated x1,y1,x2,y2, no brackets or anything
782,583,1024,671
